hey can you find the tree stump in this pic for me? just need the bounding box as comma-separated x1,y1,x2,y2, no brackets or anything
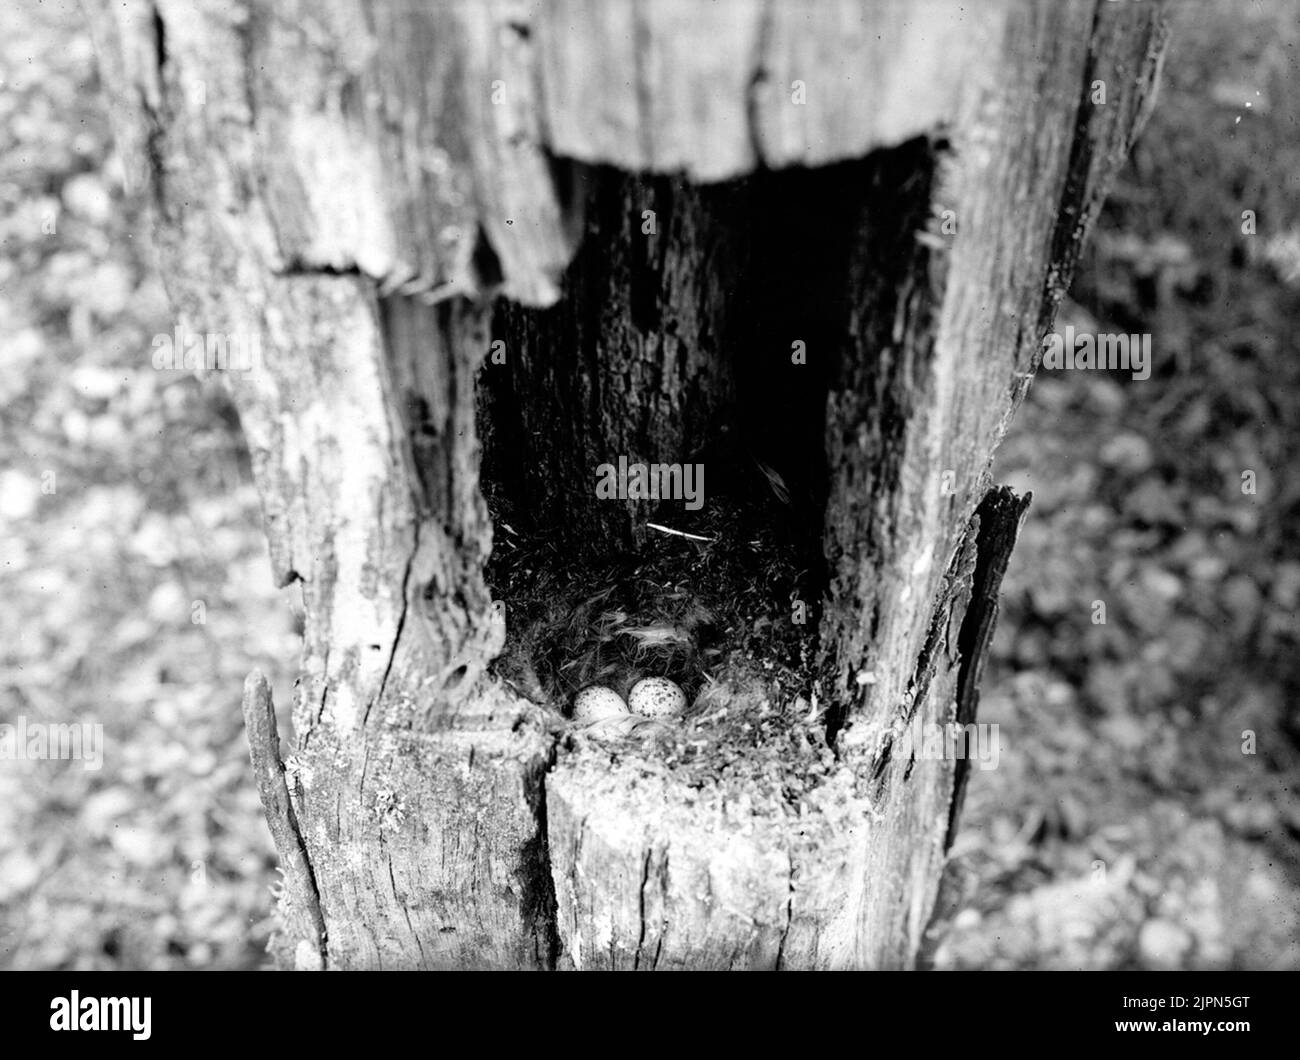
87,0,1168,968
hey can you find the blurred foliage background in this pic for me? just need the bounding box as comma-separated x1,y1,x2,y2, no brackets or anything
0,0,1296,969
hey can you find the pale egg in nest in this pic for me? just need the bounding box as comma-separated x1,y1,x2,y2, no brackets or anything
628,676,687,718
571,685,629,723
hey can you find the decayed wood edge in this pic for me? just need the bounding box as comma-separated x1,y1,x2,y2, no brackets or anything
241,670,327,969
914,485,1029,968
824,0,1168,758
104,0,1057,309
87,0,1164,314
946,486,1033,852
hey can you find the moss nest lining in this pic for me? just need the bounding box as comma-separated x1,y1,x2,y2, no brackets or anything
488,483,832,733
488,496,842,806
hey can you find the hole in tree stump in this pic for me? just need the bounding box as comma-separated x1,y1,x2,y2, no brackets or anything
477,141,942,762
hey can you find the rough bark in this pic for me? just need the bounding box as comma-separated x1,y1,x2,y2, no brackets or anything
87,0,1168,968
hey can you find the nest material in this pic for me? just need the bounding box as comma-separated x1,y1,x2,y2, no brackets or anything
484,492,850,810
486,492,820,721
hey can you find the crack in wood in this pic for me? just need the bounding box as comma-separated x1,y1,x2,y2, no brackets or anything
241,670,328,968
633,848,653,970
945,486,1032,852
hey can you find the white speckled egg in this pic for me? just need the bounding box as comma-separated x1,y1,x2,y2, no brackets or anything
572,685,629,723
628,676,687,718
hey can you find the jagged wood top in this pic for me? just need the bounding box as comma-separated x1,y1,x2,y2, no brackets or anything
91,0,1021,306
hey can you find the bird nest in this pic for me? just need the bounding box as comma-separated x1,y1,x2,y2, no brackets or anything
485,489,822,725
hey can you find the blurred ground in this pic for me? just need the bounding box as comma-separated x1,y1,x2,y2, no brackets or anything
1,0,1297,969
